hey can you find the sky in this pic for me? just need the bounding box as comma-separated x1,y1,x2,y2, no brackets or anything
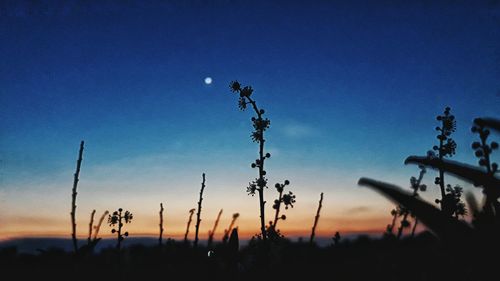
0,0,499,241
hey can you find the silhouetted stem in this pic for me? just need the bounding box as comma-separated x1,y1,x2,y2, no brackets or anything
208,209,223,247
310,192,323,244
71,140,84,253
411,218,419,237
93,210,108,240
273,189,283,227
159,203,164,247
246,96,267,241
397,211,409,239
88,209,96,245
438,134,446,203
223,214,240,243
184,209,196,243
194,173,206,247
117,209,122,250
389,212,398,233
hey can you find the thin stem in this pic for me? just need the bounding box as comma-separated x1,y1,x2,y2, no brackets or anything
184,209,196,243
310,192,324,244
88,209,96,245
208,209,223,247
246,96,267,241
273,189,283,227
159,203,164,247
438,135,446,201
397,212,409,239
93,210,109,241
117,209,122,250
194,173,206,247
71,141,84,253
411,218,418,237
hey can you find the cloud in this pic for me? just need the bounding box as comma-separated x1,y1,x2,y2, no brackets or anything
343,206,372,215
281,123,317,138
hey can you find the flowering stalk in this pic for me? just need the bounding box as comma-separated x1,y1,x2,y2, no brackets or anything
471,121,498,213
431,107,457,209
229,81,272,240
108,208,133,250
397,166,427,239
272,180,295,229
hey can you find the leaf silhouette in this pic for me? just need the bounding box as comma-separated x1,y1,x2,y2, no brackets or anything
405,156,500,195
358,177,473,241
474,118,500,133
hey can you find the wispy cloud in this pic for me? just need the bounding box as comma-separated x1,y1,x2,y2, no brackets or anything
281,122,318,139
343,206,372,215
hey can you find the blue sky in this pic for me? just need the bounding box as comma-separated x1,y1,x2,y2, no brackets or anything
0,1,499,239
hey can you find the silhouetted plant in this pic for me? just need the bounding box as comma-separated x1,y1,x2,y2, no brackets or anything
70,140,84,253
360,117,500,244
184,208,196,243
471,119,499,214
87,209,96,245
272,180,295,230
358,178,473,243
396,165,427,239
386,208,399,236
332,231,341,246
208,209,223,248
194,173,206,247
159,203,164,247
108,208,133,250
229,80,276,240
430,107,457,210
222,213,240,243
93,210,109,241
310,192,323,244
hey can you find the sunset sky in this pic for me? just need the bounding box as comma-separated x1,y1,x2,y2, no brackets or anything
0,1,499,241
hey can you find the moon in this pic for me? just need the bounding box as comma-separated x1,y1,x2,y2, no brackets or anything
204,77,213,85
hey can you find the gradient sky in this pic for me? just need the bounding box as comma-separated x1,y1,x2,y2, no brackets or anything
0,1,499,241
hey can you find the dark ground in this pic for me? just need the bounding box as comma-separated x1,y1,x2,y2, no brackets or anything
0,232,492,281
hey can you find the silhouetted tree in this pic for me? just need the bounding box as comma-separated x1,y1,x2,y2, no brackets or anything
70,141,84,253
310,192,323,244
229,81,276,240
194,173,206,247
108,208,133,250
184,208,196,243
